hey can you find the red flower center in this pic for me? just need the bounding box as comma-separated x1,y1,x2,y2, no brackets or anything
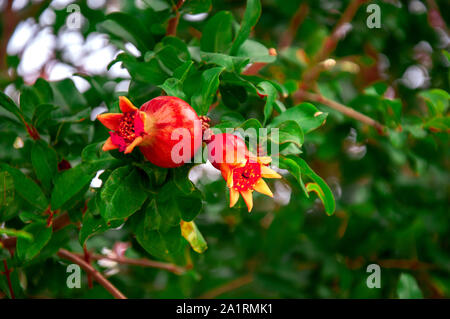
117,112,137,143
232,162,261,191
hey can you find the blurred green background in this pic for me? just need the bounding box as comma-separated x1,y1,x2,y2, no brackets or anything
0,0,449,299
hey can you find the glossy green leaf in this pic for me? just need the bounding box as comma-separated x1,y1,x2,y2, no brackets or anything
397,273,423,299
51,164,97,210
191,66,225,115
16,222,52,261
100,166,147,221
31,140,58,191
258,81,277,125
201,11,233,53
0,164,48,211
269,103,327,133
230,0,262,55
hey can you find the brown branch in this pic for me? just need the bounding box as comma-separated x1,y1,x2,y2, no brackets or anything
198,274,254,299
57,249,127,299
166,0,186,36
1,260,15,299
313,0,368,64
278,2,309,50
76,253,187,275
295,90,385,134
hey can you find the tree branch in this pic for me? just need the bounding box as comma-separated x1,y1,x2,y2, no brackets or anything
198,274,254,299
278,2,309,50
166,0,186,36
57,249,127,299
75,252,187,275
1,260,15,299
295,90,385,134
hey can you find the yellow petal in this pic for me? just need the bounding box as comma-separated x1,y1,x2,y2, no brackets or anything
102,137,118,151
257,156,272,165
229,188,240,208
240,189,254,212
119,96,138,113
252,178,273,197
97,113,123,130
124,136,143,154
261,165,282,179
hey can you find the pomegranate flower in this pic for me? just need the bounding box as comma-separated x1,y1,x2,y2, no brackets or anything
97,96,147,154
207,133,281,212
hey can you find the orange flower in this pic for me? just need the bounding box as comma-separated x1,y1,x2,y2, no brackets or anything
207,133,281,212
97,96,148,154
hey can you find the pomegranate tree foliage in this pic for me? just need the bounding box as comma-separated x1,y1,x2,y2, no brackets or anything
0,0,449,298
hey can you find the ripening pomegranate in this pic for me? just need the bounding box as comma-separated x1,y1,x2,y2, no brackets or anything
97,96,202,168
206,133,281,212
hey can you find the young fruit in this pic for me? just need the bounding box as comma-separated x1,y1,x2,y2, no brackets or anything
97,96,202,168
207,133,281,212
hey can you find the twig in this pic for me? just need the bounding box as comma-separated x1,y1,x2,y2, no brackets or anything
295,90,385,134
83,245,94,289
278,2,309,50
166,0,186,36
76,253,187,275
57,249,127,299
313,0,368,64
1,260,15,299
198,274,254,299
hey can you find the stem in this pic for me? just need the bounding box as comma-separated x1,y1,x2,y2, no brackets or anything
166,0,186,36
278,2,309,50
77,253,186,275
295,90,385,134
198,274,254,299
83,245,94,289
57,249,127,299
2,260,15,299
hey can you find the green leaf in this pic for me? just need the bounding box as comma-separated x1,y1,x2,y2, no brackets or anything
419,88,449,116
97,12,154,53
286,156,335,215
159,78,185,99
397,273,423,299
81,142,122,169
230,0,262,55
51,164,97,210
31,140,58,191
0,227,33,240
111,53,168,85
0,164,48,211
201,52,249,73
191,66,225,115
0,91,25,123
16,222,52,261
278,156,307,195
258,81,277,125
178,191,203,222
237,39,276,63
181,221,207,253
272,120,304,148
50,79,87,113
100,166,148,221
423,116,450,132
183,0,212,14
201,11,234,53
19,86,40,122
136,224,183,260
269,103,327,133
32,104,57,128
79,211,124,245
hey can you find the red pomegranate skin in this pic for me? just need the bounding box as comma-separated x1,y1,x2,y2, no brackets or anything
207,133,249,171
139,96,202,168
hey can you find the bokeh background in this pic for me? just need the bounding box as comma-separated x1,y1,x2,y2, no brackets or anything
0,0,449,298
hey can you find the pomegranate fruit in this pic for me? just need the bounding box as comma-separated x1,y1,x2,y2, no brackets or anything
97,96,202,168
